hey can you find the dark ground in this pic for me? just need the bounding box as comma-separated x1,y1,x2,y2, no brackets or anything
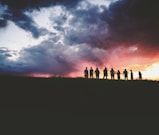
0,75,159,134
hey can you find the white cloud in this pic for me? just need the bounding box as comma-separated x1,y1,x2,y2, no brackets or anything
86,0,118,7
25,8,52,31
0,21,49,51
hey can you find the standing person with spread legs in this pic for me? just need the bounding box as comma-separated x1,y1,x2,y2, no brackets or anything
84,67,88,78
95,68,100,79
103,67,108,79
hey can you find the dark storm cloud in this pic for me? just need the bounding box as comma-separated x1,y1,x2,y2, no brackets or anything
0,5,44,38
0,0,81,37
18,41,76,75
1,0,81,10
2,0,159,45
15,40,106,75
0,40,107,75
64,0,159,49
0,48,12,60
0,4,8,27
0,48,24,75
60,3,110,49
0,41,77,75
102,0,159,47
12,11,48,38
60,0,159,51
0,18,7,27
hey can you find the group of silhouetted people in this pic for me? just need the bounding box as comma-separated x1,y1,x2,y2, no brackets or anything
84,67,142,80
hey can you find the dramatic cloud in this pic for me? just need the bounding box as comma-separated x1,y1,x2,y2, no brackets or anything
0,47,22,74
0,4,8,27
1,0,81,9
0,0,81,37
103,0,159,48
0,41,108,76
0,0,159,78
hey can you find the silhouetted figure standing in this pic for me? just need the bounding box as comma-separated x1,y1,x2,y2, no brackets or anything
117,70,120,80
139,71,142,80
103,67,108,79
90,67,93,79
130,70,133,80
110,68,115,80
84,67,88,78
95,68,100,79
123,69,128,80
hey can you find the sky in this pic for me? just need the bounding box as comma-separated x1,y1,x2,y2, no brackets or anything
0,0,159,80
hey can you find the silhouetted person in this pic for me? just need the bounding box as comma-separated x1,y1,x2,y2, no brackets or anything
90,67,93,79
117,70,120,80
123,69,128,80
139,71,142,80
95,68,100,79
130,70,133,80
103,67,108,79
84,67,88,78
110,68,115,80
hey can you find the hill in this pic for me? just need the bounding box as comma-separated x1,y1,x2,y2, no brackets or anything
1,75,159,134
0,75,159,118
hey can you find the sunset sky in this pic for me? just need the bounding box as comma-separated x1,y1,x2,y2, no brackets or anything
0,0,159,80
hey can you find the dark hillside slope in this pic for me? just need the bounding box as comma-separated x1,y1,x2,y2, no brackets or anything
0,76,159,118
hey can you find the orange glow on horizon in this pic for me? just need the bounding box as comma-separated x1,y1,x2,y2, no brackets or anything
27,63,159,81
26,45,159,81
27,73,52,78
68,61,159,81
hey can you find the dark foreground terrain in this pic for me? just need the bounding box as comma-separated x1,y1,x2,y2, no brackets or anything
0,75,159,134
